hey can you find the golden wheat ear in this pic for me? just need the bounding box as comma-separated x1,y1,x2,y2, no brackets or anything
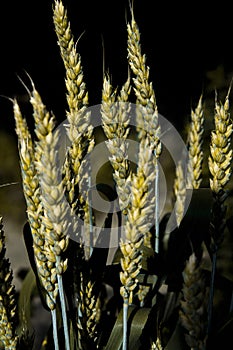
187,95,205,189
101,74,132,215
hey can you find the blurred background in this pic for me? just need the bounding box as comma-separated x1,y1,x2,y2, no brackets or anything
0,0,233,292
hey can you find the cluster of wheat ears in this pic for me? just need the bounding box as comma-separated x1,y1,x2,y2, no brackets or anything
0,1,233,349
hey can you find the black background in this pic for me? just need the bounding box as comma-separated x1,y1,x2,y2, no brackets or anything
1,0,233,135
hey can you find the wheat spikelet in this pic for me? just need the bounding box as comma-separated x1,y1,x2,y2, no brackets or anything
101,74,132,214
187,95,204,189
179,252,208,350
0,217,18,349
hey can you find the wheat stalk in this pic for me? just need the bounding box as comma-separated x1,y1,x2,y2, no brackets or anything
179,252,208,350
0,217,18,350
187,95,204,189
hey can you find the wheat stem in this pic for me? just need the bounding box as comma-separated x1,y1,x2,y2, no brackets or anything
51,309,59,350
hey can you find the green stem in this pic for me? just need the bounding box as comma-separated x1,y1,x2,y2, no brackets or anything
51,308,59,350
88,175,93,257
207,246,217,335
122,297,129,350
154,157,159,253
57,263,70,350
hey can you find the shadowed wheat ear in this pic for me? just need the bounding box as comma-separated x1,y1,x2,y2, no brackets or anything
127,11,162,254
101,74,132,216
78,273,101,346
173,160,186,227
187,95,204,189
179,252,208,350
0,217,18,350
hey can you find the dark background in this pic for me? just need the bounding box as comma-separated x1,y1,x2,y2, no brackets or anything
1,0,233,135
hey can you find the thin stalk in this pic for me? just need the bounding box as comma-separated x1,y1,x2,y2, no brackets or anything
88,175,93,257
122,298,129,350
57,259,70,350
207,246,217,335
154,158,159,253
51,308,59,350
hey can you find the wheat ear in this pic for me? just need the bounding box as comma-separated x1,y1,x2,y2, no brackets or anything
0,217,18,350
101,74,132,215
31,88,71,350
120,138,156,350
53,0,94,257
173,160,186,227
78,273,101,345
13,99,61,349
187,95,204,189
53,0,94,187
179,252,208,349
207,87,233,334
127,13,162,253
